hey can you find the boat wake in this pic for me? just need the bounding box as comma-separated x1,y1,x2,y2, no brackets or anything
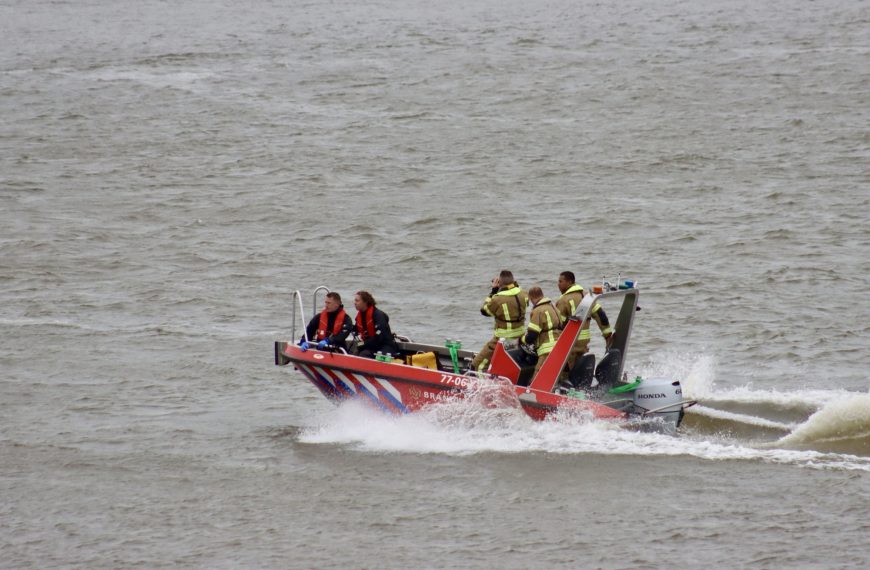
297,352,870,472
643,352,870,456
774,395,870,455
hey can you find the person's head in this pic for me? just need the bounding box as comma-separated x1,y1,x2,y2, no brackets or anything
558,271,575,294
528,286,543,303
354,290,376,311
499,269,515,286
324,292,342,312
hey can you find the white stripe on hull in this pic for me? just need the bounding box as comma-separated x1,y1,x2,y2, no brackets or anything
296,361,410,406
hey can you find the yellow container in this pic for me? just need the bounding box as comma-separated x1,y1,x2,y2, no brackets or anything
407,352,438,370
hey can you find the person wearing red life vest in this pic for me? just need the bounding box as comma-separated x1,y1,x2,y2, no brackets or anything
299,291,354,351
352,290,398,358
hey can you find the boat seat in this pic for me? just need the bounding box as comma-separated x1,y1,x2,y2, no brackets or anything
506,347,537,387
593,349,622,391
570,353,596,389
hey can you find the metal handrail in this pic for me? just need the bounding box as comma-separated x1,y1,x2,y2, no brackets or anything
291,290,306,343
291,286,332,344
568,288,639,391
312,285,330,316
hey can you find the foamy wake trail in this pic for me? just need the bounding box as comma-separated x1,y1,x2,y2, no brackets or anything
298,400,533,454
690,405,795,431
698,385,854,410
298,355,870,470
778,394,870,445
298,398,870,472
639,350,864,424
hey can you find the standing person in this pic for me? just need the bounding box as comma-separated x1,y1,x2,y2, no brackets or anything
520,286,562,378
471,269,529,372
299,291,354,351
352,290,399,358
554,271,613,377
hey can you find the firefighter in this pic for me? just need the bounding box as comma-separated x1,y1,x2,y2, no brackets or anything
352,290,399,358
299,291,354,351
555,271,613,378
520,286,562,378
471,269,529,372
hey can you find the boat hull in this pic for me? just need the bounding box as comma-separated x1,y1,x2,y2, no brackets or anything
276,343,627,422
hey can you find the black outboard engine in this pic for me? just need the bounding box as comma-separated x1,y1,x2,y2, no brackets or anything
594,349,621,391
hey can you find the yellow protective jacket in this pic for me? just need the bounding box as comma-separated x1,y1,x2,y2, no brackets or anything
522,298,561,356
555,284,613,342
481,283,529,339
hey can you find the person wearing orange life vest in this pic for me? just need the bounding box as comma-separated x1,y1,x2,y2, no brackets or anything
519,286,562,378
352,290,399,359
555,271,613,378
471,269,529,372
299,291,354,351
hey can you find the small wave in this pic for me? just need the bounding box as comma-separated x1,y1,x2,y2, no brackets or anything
0,317,92,330
649,153,712,166
86,68,213,91
400,177,428,185
1,180,45,192
762,228,795,240
262,425,303,440
0,317,280,340
405,216,440,227
671,234,698,243
132,52,236,65
390,112,432,121
512,37,542,46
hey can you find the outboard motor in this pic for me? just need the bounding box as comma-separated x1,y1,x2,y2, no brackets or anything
631,377,685,428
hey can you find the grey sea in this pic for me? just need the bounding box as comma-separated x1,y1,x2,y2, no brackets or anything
3,0,869,568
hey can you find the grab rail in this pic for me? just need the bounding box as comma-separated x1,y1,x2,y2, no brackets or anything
291,290,306,343
291,286,332,344
312,285,330,316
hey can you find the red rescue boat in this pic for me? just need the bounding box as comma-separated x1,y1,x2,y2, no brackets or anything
275,285,694,429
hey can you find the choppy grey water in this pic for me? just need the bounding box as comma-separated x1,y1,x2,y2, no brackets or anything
3,0,870,568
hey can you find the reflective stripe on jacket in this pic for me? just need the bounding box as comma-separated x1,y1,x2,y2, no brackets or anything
481,284,529,339
556,284,612,341
523,298,561,356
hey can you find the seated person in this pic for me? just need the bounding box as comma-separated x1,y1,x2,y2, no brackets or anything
299,292,354,351
352,290,399,358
